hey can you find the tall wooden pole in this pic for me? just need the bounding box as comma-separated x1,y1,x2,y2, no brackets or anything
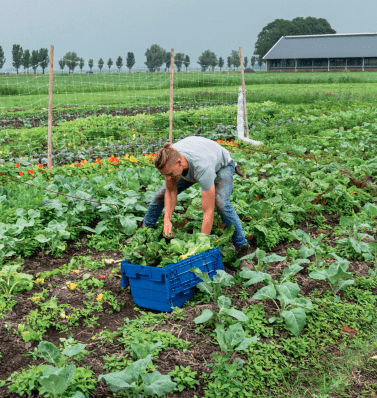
169,48,174,144
239,47,249,138
47,45,54,171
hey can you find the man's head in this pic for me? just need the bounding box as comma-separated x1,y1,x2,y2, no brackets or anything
154,142,185,179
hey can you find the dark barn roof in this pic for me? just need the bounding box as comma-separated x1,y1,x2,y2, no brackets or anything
263,33,377,59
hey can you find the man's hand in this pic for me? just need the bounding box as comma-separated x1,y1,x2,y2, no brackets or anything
164,219,173,238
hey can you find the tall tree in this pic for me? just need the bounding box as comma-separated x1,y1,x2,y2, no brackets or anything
257,55,264,70
230,50,240,70
243,56,248,69
12,44,23,74
227,56,232,70
0,46,5,70
107,58,113,72
164,51,171,72
126,52,135,72
58,59,65,74
63,52,80,72
254,17,336,60
145,44,166,72
22,49,30,74
116,56,123,72
183,55,190,71
88,59,93,71
174,52,185,72
79,58,84,72
198,50,218,72
250,55,257,69
218,57,224,71
30,50,39,74
98,58,104,73
39,48,49,74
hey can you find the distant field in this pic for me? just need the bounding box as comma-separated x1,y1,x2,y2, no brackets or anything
1,71,377,110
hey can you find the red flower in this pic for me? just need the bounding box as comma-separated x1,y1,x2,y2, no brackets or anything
99,275,105,279
19,171,24,176
76,163,82,167
226,141,230,145
27,170,34,174
95,158,101,164
38,164,43,169
113,162,118,166
234,143,237,146
16,163,20,168
219,140,223,144
108,155,118,163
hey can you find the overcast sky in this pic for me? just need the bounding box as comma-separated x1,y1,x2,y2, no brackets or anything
1,0,377,71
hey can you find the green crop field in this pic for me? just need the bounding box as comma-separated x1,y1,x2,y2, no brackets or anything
1,71,377,398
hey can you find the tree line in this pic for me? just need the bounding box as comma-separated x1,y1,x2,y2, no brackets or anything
0,16,336,74
0,45,50,74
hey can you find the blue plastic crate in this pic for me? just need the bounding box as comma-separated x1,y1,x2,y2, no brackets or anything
121,247,224,312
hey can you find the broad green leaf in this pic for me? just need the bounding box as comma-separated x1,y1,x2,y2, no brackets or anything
98,369,135,392
256,248,267,263
61,344,86,358
291,298,314,310
217,295,232,310
276,282,300,300
69,391,86,398
337,279,355,291
189,267,212,284
309,270,329,281
290,229,311,244
212,270,233,286
339,216,356,228
194,309,213,324
368,242,377,255
281,307,306,336
39,365,75,396
236,336,259,351
280,264,304,283
252,285,276,300
227,308,249,322
35,234,51,243
196,282,213,295
299,245,315,259
142,371,177,396
240,270,271,287
265,253,286,263
38,341,61,366
120,216,137,236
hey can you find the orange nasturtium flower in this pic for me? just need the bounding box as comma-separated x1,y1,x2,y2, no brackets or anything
108,155,118,163
16,163,20,168
69,283,77,290
27,170,35,174
36,278,44,284
32,296,41,302
97,294,104,301
95,158,101,164
38,164,43,169
19,171,24,176
76,163,82,167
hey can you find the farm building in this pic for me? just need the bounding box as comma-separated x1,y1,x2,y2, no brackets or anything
263,32,377,73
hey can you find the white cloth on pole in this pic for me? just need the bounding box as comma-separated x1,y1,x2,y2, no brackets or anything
237,87,262,146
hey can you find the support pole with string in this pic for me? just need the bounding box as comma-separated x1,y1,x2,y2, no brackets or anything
47,45,54,171
169,48,174,144
239,47,249,139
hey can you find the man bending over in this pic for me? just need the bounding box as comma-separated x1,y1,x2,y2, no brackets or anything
143,136,252,258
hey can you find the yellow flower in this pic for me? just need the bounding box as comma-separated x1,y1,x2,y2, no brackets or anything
69,283,77,290
91,163,94,166
92,336,96,340
97,294,104,301
132,134,136,140
70,164,74,168
124,154,129,160
194,124,197,128
72,269,80,274
68,143,71,146
32,296,41,302
66,316,70,319
36,278,44,284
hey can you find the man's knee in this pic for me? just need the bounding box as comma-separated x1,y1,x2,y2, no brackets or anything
153,186,166,203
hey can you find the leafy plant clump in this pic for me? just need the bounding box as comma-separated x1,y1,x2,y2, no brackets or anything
123,225,235,267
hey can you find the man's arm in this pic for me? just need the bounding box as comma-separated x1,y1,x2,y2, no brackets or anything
164,176,178,236
201,183,215,235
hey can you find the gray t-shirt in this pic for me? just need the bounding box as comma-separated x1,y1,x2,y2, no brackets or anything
173,136,233,191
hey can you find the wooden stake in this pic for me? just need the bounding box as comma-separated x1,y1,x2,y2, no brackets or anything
47,45,54,171
169,48,174,144
239,47,249,138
